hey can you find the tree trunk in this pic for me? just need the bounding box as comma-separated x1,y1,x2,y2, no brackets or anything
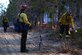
76,0,80,21
58,0,62,20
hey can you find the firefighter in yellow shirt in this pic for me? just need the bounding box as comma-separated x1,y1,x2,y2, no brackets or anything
59,12,74,37
19,4,31,52
2,16,9,32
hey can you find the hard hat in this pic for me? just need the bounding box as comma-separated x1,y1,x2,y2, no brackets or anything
21,4,27,9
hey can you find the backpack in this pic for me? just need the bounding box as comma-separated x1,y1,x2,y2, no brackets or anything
14,13,29,33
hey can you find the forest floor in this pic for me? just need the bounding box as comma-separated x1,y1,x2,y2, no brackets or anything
0,26,82,55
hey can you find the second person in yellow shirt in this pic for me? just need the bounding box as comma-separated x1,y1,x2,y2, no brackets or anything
59,12,74,37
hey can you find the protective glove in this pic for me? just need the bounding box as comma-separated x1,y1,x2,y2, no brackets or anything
29,23,31,26
29,23,32,30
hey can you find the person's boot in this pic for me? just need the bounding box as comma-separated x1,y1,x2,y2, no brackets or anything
21,49,29,53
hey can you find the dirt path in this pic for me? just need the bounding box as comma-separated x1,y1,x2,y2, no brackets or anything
0,27,81,55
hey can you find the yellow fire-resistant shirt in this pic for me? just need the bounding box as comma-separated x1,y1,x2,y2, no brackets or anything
59,13,74,28
3,17,9,22
19,13,31,26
